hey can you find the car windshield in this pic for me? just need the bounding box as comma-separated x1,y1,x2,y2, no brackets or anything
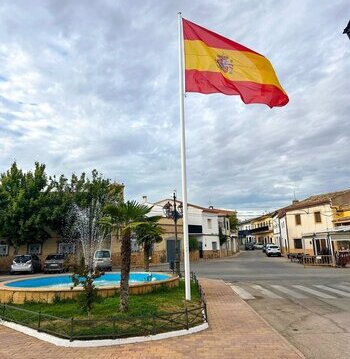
95,251,110,258
14,255,31,263
46,255,64,260
269,246,279,249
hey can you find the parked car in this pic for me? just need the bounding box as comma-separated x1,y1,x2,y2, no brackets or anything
43,254,67,273
93,250,112,271
254,243,263,250
266,245,281,257
10,254,41,274
245,242,255,251
262,243,274,253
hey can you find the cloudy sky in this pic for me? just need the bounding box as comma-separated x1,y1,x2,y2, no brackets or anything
0,0,349,217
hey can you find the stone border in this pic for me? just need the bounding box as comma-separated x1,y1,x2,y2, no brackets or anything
0,319,208,347
0,272,179,304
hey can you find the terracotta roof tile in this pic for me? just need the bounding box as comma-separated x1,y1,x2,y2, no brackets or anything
278,189,350,216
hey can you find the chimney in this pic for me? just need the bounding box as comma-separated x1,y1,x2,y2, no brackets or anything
209,205,214,209
142,195,148,203
292,199,299,204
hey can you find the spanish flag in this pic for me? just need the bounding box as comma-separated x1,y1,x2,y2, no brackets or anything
183,19,289,108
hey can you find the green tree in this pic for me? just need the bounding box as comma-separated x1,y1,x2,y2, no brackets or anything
229,212,239,231
0,162,54,253
219,227,228,246
63,170,123,270
189,236,199,252
47,170,123,268
134,218,164,272
102,201,152,312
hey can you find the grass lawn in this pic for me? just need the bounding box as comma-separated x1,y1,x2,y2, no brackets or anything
1,280,204,339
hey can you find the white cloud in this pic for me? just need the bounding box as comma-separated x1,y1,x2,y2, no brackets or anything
0,0,349,215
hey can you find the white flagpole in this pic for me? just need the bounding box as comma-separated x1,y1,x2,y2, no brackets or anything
178,12,191,301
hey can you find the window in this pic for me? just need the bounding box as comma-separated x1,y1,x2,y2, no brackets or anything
294,239,303,249
212,241,218,251
188,225,202,234
314,211,322,223
226,220,229,230
58,242,75,255
295,214,301,225
95,250,111,259
0,244,8,256
28,243,42,255
207,219,212,229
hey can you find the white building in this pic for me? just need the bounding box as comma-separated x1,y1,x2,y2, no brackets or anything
152,199,237,259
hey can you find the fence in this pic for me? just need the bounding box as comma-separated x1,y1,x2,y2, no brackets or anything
301,255,334,267
0,273,207,341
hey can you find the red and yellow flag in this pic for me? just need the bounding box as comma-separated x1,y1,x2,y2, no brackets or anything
183,19,289,108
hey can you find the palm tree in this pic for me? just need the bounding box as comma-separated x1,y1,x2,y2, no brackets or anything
102,200,152,312
134,218,164,272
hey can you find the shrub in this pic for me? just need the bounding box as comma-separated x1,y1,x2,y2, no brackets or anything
71,257,102,316
189,236,199,252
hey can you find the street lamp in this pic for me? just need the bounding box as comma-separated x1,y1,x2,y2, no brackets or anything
163,192,183,275
343,20,350,40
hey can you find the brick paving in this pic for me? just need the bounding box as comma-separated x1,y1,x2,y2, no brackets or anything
0,278,304,359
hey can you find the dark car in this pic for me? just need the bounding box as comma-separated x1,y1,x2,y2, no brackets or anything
43,254,67,273
10,254,41,274
245,242,255,251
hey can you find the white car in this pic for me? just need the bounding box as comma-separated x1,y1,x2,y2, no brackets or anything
93,250,112,271
266,245,281,257
254,243,263,250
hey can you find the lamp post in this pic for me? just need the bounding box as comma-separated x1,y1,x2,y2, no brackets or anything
163,192,183,275
344,20,350,40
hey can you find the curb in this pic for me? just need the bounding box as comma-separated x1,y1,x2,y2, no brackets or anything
0,320,209,348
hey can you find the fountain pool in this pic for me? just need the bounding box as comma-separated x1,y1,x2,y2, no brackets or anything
0,272,179,304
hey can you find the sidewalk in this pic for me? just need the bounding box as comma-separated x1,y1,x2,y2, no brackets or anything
0,278,304,359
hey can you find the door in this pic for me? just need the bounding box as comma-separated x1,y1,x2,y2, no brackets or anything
166,239,181,262
314,239,321,255
198,241,203,258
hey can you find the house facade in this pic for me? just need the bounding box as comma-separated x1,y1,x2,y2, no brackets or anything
278,190,350,256
153,199,221,259
250,213,274,245
238,220,253,244
151,199,238,260
0,230,79,272
215,208,239,254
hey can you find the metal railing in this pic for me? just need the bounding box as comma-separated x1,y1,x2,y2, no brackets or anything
302,255,334,267
0,274,207,341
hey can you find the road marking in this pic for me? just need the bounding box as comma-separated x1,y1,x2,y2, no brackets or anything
251,285,283,299
334,284,350,292
271,285,307,299
314,285,350,298
293,285,336,299
229,285,255,300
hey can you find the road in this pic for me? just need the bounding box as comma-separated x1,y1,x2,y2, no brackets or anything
191,251,350,359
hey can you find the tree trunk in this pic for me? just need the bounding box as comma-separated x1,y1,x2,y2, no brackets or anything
120,232,131,312
13,245,19,255
144,244,150,272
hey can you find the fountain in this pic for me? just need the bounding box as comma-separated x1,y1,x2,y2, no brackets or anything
64,202,108,271
0,201,179,304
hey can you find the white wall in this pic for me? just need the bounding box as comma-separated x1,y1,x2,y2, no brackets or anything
273,215,281,247
280,216,288,251
201,212,219,251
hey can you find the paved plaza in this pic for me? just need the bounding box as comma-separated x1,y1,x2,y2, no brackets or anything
0,276,303,359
